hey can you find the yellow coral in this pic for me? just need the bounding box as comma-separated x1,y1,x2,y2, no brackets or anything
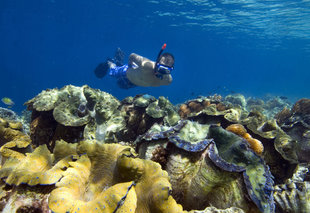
0,118,32,160
49,141,140,212
49,154,138,212
0,142,74,186
246,137,264,155
226,124,264,155
117,154,184,213
226,124,247,137
48,140,184,213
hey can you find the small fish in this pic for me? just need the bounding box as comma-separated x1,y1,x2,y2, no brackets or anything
1,97,15,107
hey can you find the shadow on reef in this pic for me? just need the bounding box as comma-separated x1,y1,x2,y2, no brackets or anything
0,85,309,213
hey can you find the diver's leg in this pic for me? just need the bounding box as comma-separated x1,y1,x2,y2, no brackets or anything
109,64,128,77
109,65,136,89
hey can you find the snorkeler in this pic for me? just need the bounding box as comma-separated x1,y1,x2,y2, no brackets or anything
94,44,174,89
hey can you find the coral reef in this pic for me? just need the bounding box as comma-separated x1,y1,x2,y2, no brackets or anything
224,94,247,110
3,85,310,212
118,94,180,141
274,98,310,163
0,143,73,186
274,164,310,212
0,186,51,213
136,120,273,212
0,118,32,161
246,96,292,120
189,207,245,213
208,126,274,213
25,85,122,148
0,107,19,122
178,96,226,119
25,86,180,148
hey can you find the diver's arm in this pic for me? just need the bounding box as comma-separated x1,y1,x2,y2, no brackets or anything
128,53,144,67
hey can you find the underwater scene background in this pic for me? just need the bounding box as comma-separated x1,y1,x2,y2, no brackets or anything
1,1,310,213
1,0,310,112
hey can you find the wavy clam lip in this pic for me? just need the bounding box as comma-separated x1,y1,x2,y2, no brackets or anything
136,120,274,212
208,125,275,213
274,98,310,163
48,140,184,213
0,144,72,186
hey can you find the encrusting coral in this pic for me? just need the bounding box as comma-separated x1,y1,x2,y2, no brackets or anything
226,124,264,155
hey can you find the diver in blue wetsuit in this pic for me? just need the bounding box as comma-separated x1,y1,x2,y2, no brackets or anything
94,44,174,89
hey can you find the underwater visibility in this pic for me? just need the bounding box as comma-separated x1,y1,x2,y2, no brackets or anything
0,0,310,213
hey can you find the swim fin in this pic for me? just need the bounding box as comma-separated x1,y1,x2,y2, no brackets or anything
114,48,125,66
94,61,110,79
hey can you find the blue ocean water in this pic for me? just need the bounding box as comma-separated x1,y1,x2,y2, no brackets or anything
1,0,309,113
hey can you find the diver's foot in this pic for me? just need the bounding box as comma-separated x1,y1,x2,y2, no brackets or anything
107,61,116,69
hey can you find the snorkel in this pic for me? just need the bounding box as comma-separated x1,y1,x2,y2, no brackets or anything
154,43,174,79
156,43,167,64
